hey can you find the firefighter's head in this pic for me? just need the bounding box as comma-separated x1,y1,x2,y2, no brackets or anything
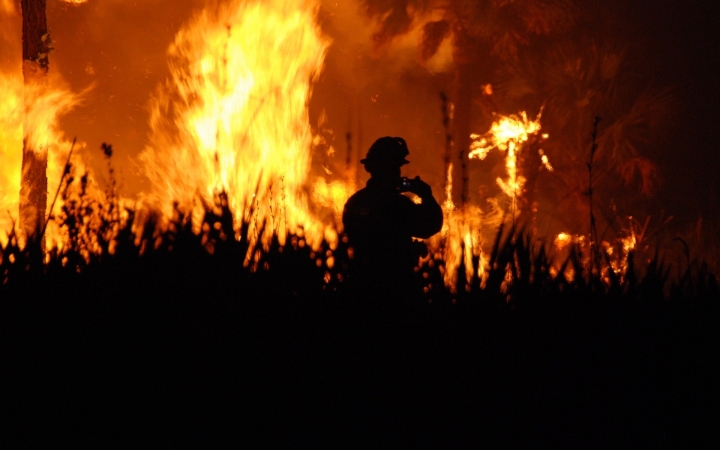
361,137,409,179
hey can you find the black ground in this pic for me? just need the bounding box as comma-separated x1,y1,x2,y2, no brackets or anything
1,201,718,447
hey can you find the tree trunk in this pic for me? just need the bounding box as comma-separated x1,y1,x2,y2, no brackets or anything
20,0,49,238
451,30,492,210
452,60,472,209
520,138,543,233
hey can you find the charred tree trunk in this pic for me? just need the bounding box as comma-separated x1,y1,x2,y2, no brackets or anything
452,59,472,209
451,30,492,210
520,139,543,233
439,92,452,207
20,0,49,239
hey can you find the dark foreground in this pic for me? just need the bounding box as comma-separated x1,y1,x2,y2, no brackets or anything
1,196,718,447
1,258,718,448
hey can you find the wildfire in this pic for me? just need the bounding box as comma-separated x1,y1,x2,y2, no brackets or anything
554,232,573,250
442,163,455,212
140,0,331,253
554,226,638,282
603,220,638,277
428,112,548,291
435,205,488,292
0,75,22,243
0,0,672,297
0,70,84,247
469,111,547,202
425,162,490,292
311,177,353,229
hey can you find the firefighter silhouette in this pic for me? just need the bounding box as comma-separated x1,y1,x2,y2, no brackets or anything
342,136,443,301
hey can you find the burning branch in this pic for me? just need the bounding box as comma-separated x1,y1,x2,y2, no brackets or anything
469,110,547,224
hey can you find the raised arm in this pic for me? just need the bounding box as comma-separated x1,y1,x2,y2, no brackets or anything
404,177,443,239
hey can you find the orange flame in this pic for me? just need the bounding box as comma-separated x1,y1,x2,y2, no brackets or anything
430,112,547,291
554,227,638,282
311,177,353,229
434,205,488,292
1,4,98,249
470,111,546,204
0,76,22,242
0,69,85,246
424,162,490,292
140,0,331,254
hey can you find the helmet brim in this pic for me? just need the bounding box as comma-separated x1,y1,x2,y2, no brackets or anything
360,158,410,166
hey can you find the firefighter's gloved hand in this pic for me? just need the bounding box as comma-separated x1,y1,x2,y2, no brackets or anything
407,176,433,198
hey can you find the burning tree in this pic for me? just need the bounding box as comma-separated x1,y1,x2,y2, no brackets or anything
359,1,675,283
364,0,575,207
1,1,79,247
495,34,675,243
19,0,50,238
360,0,576,290
0,0,677,289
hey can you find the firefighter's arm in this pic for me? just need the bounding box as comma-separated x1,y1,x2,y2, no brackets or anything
405,177,443,238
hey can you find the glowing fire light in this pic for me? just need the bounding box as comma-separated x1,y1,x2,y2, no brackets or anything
0,70,85,247
0,0,15,14
0,75,23,243
555,226,638,282
435,206,488,292
311,177,353,228
469,111,547,202
442,163,455,212
1,2,98,250
603,218,638,277
554,232,573,250
428,111,547,291
426,162,490,292
140,0,331,254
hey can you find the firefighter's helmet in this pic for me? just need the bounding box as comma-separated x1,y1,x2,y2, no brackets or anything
360,136,410,170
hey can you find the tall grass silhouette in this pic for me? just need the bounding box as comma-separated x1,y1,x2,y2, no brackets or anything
0,158,718,448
